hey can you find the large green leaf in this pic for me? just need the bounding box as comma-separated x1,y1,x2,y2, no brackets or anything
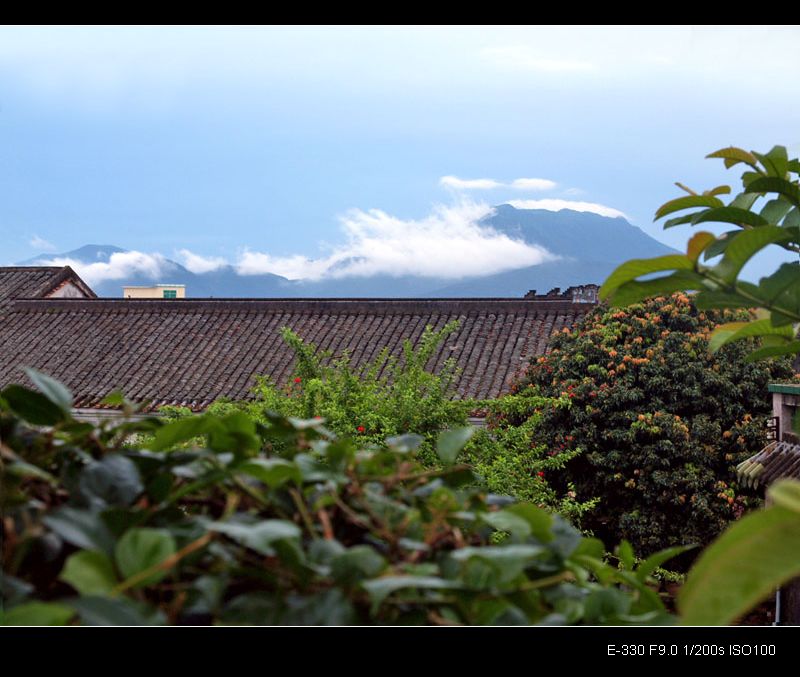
436,426,475,465
706,146,759,169
679,502,800,625
655,195,724,220
599,255,694,300
330,546,386,585
769,480,800,514
43,507,115,555
114,528,177,588
708,319,795,353
1,602,74,626
745,176,800,208
450,544,547,586
1,384,66,425
760,198,794,224
604,271,703,308
79,455,143,508
209,519,301,556
753,146,789,178
712,225,793,284
237,458,301,488
150,415,217,451
24,368,73,412
362,576,459,611
60,550,118,595
691,207,768,228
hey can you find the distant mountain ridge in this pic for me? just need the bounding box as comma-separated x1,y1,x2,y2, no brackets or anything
17,206,676,297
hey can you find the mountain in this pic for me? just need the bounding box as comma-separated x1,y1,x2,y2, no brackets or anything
16,207,676,297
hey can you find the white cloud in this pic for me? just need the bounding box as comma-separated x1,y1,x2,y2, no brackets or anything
177,249,227,274
481,46,595,73
29,235,57,252
511,178,557,191
237,202,555,280
32,251,171,286
507,199,627,219
441,175,558,192
440,175,502,190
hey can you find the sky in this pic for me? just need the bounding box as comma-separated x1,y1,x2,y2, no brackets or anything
1,25,799,281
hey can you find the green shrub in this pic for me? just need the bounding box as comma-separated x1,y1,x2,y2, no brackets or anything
464,393,599,523
0,372,682,626
517,294,796,558
188,322,474,463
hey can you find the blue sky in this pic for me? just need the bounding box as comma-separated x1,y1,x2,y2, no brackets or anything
1,26,798,281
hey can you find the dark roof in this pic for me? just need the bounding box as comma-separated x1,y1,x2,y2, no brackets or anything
0,297,591,409
0,266,95,312
737,440,800,489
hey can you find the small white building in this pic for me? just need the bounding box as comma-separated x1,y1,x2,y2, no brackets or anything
123,284,186,299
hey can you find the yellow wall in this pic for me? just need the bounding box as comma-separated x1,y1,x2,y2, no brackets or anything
123,286,186,299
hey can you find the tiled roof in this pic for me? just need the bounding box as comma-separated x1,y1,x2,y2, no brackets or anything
0,297,591,409
0,266,95,312
737,440,800,488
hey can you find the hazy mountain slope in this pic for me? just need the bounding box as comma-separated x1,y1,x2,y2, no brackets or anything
14,207,676,297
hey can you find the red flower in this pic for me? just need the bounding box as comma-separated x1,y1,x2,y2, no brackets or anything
357,425,365,433
537,471,545,478
294,377,302,383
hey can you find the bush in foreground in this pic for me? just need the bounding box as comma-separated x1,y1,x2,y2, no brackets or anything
517,294,795,557
1,372,681,626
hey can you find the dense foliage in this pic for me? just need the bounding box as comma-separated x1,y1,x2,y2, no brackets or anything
601,144,800,364
464,394,598,523
515,294,795,556
1,371,683,626
164,323,472,465
596,144,800,625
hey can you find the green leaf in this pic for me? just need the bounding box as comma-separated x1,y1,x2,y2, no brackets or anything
604,271,703,308
60,550,118,595
114,528,177,588
503,503,553,542
482,510,533,540
436,426,475,465
600,255,694,300
5,459,57,484
754,146,789,177
744,342,800,362
237,458,301,488
693,291,753,310
1,384,66,425
68,596,166,626
1,602,74,626
362,576,459,612
709,319,795,353
43,507,115,555
691,207,768,228
703,185,731,197
686,232,716,262
24,368,72,411
209,519,301,556
79,455,143,508
706,146,759,169
679,504,800,625
655,195,724,220
330,546,386,585
712,225,793,283
150,414,216,451
635,545,696,583
745,176,800,208
768,479,800,514
450,544,547,585
616,540,634,570
760,198,794,224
